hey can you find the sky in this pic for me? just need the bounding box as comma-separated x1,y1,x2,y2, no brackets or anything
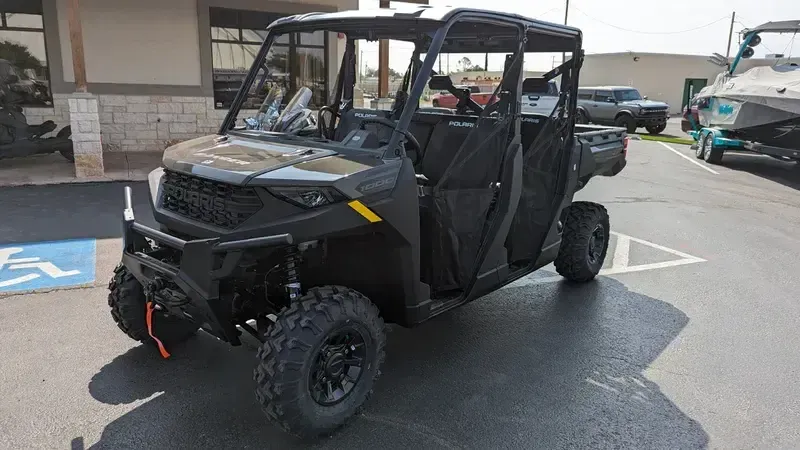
357,0,800,72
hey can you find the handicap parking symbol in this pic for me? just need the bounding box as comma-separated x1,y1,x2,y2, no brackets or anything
0,239,96,293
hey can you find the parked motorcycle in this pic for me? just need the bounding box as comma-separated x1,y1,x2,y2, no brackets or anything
0,61,73,162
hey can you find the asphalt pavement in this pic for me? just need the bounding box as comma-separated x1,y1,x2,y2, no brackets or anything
1,140,800,449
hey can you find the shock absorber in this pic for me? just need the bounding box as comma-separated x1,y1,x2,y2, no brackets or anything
281,246,302,302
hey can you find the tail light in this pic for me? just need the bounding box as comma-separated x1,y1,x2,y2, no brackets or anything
623,136,630,156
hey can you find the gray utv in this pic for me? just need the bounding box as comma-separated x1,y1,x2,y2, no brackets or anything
108,6,627,438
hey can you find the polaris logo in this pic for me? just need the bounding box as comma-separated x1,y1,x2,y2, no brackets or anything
194,152,251,166
522,117,543,123
449,121,475,128
163,185,226,211
355,112,378,118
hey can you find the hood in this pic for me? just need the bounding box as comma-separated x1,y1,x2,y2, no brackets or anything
162,133,341,185
621,99,669,108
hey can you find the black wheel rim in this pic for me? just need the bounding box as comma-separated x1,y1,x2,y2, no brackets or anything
309,327,367,406
587,223,606,266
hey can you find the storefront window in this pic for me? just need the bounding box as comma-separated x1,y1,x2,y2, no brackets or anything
0,1,52,107
210,7,328,110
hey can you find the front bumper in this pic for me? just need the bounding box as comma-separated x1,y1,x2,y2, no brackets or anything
121,186,293,343
636,114,669,126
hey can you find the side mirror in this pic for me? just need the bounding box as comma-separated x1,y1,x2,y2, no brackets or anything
606,97,616,103
643,96,649,100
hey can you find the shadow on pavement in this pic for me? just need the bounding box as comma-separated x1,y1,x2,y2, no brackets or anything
717,153,800,191
0,182,153,244
79,277,708,449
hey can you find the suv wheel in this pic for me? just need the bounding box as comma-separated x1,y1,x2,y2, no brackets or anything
432,99,440,107
107,264,197,345
575,109,589,124
555,202,610,282
254,285,386,438
645,123,666,135
614,114,637,133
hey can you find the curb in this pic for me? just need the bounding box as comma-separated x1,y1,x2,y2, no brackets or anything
0,173,149,188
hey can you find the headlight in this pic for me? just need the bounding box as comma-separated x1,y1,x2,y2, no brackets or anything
268,186,347,209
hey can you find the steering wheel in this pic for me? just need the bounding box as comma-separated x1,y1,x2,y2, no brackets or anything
318,105,339,139
358,117,423,163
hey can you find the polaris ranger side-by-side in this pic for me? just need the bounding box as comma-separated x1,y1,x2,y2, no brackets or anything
109,7,628,438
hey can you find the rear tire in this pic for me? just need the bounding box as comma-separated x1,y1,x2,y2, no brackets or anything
254,286,386,438
614,114,637,133
107,265,197,345
702,133,724,164
57,126,74,162
555,202,610,282
575,109,589,124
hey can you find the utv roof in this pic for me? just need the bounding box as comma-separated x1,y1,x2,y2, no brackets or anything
743,20,800,35
267,6,582,53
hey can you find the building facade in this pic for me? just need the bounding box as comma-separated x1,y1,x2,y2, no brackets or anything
580,52,800,115
2,0,355,175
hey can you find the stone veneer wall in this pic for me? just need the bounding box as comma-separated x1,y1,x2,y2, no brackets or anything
24,94,257,153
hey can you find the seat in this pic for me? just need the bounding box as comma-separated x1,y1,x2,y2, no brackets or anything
334,108,391,141
418,114,480,185
520,113,551,151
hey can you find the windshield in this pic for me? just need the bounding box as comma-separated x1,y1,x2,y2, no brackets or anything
614,89,643,102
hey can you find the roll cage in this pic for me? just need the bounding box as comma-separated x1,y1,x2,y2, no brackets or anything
220,7,584,160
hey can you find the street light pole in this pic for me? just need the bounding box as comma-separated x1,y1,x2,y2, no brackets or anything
726,11,736,59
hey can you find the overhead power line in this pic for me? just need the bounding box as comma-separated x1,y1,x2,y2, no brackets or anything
573,7,730,35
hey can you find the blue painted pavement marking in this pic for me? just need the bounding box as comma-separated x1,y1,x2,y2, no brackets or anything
0,239,96,293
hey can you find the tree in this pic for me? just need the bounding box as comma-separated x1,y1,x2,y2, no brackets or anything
0,40,44,74
458,57,472,73
363,66,403,79
364,66,378,78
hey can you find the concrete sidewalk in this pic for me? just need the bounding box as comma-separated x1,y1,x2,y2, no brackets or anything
0,151,162,186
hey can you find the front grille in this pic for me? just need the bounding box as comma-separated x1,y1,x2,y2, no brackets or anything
641,107,669,116
160,170,262,229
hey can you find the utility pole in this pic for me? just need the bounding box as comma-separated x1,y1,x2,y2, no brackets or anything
562,0,570,63
726,11,736,59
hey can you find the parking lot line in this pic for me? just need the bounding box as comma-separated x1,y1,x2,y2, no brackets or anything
658,142,720,175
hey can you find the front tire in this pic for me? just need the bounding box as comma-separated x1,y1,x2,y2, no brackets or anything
254,286,386,438
107,265,197,345
614,114,637,133
646,123,666,135
555,202,610,282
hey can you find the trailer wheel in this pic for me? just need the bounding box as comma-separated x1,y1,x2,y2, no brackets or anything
702,133,724,164
555,202,610,282
107,264,197,345
254,285,386,438
695,139,706,159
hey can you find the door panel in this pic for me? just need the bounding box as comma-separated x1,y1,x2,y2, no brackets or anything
593,90,616,121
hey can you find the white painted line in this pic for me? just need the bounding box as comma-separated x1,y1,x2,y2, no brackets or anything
505,231,706,288
611,233,630,269
657,142,720,175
